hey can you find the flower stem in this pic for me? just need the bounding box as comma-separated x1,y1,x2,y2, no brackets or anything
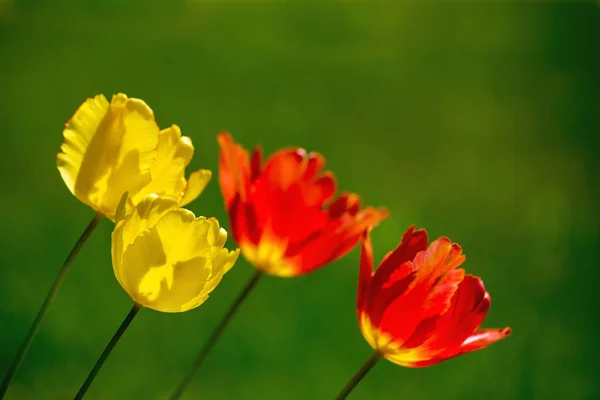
335,351,384,400
0,212,103,398
170,269,264,400
74,303,141,400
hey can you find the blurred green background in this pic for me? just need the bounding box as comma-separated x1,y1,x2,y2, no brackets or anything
1,1,599,399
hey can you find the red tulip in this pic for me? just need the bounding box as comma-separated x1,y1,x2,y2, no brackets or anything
217,132,389,277
357,226,511,367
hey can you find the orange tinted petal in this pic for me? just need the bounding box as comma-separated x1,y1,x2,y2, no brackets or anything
377,237,465,343
220,136,388,278
426,276,490,347
302,152,326,180
408,328,512,368
357,231,374,316
284,205,388,275
372,226,428,293
261,148,306,190
400,274,489,354
218,132,252,208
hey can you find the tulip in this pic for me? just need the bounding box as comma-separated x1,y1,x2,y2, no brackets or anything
58,93,211,221
169,134,388,399
74,194,239,399
336,227,511,399
218,132,388,276
1,94,211,398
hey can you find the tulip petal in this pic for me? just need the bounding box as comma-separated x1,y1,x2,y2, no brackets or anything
112,195,179,288
117,227,168,305
357,231,374,316
403,276,511,368
458,327,512,353
57,94,109,195
411,238,466,317
180,169,212,207
204,246,240,297
122,228,212,312
150,256,212,312
424,275,491,349
287,206,389,276
372,226,428,294
206,217,239,279
303,152,326,180
400,275,491,355
377,237,465,342
117,210,215,312
408,328,512,368
59,94,159,219
262,149,307,190
219,134,387,277
152,209,210,263
137,125,192,202
218,132,251,207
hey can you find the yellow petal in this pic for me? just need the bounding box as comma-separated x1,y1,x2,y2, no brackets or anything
137,125,192,202
58,93,159,219
118,226,213,312
117,228,167,303
152,209,211,263
111,195,238,313
57,95,109,195
180,169,212,207
112,194,178,289
118,210,214,312
203,248,240,297
156,256,212,312
201,218,240,296
135,125,212,207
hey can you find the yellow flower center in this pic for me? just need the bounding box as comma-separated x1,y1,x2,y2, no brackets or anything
241,238,297,277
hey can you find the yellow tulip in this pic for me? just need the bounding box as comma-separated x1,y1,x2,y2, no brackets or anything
111,194,240,312
57,93,212,220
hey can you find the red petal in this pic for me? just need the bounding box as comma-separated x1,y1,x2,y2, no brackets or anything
364,227,428,330
328,193,360,218
404,275,488,351
262,148,306,190
228,195,261,245
357,231,374,316
303,172,336,206
250,147,262,182
428,275,491,347
217,132,251,208
411,239,466,317
377,237,465,343
410,327,512,368
402,276,510,368
371,226,428,301
303,152,326,180
286,206,388,275
458,327,512,353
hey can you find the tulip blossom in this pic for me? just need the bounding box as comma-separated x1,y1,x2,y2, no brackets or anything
57,93,211,220
217,132,389,277
357,227,510,367
112,194,239,312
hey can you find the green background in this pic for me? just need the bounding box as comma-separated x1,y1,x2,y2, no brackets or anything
1,1,598,399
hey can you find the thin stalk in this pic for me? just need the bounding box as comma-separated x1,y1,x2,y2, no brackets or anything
74,303,141,400
335,351,384,400
0,212,104,398
170,270,264,400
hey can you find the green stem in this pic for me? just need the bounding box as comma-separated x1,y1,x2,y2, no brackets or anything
170,270,264,400
335,351,384,400
0,212,103,398
74,303,141,400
